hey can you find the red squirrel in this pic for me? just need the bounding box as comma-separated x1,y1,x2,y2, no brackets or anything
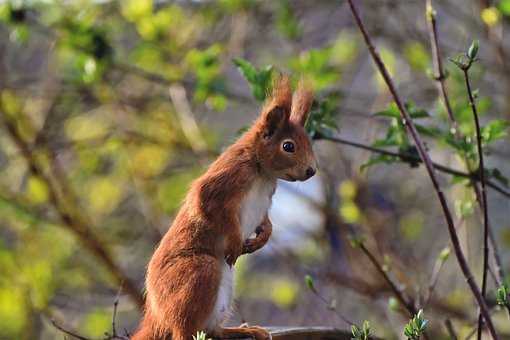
132,76,317,340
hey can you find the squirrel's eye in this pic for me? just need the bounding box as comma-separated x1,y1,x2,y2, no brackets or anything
282,141,295,153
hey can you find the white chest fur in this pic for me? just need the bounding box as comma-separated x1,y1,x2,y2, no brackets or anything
205,178,276,332
239,178,276,239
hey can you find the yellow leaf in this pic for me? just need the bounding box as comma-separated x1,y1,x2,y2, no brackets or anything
131,145,169,178
330,33,358,65
26,176,49,204
22,261,53,309
0,287,26,338
399,210,424,241
64,114,109,142
340,201,361,224
0,90,21,117
481,7,500,26
81,309,111,338
157,171,197,213
404,41,430,71
121,0,153,22
137,16,158,40
87,178,123,215
270,279,299,308
338,180,357,200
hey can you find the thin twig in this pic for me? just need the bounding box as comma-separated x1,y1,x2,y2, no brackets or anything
426,0,456,126
307,281,355,326
108,285,126,339
462,64,490,340
51,320,91,340
444,319,458,340
345,1,498,338
423,248,449,308
358,243,417,316
465,308,500,340
168,84,208,153
51,288,130,340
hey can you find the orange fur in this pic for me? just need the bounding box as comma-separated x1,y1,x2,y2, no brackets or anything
132,76,317,340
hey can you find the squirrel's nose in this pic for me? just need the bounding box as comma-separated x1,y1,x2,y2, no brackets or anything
305,167,316,179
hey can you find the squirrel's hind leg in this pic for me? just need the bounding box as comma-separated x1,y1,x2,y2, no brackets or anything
147,255,222,340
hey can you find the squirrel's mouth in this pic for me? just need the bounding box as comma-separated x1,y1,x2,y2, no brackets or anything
284,174,297,182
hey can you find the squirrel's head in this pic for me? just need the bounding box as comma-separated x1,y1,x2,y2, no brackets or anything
252,76,317,182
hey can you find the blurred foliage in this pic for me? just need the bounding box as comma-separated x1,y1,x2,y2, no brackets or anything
0,0,509,339
233,58,274,101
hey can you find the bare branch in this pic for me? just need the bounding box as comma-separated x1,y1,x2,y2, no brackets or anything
345,1,498,338
51,320,91,340
318,135,510,199
461,61,491,340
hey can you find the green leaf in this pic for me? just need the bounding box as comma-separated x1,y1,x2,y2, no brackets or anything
487,167,509,187
415,124,441,137
405,101,430,119
468,39,479,60
388,297,399,311
496,283,509,306
374,109,400,119
348,234,365,248
233,58,274,101
450,174,470,186
233,58,258,83
449,54,468,69
500,0,510,15
288,47,338,90
404,309,428,339
481,119,510,144
351,320,370,340
443,133,476,158
438,247,451,262
186,45,226,107
193,331,208,340
454,197,475,218
410,110,430,119
304,275,315,292
306,93,340,138
276,0,302,40
372,102,432,152
360,154,399,172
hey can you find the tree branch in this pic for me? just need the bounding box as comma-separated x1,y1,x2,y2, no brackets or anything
345,1,498,338
359,243,418,316
317,135,510,199
462,63,491,340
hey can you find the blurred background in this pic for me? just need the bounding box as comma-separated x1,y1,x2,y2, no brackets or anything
1,0,510,339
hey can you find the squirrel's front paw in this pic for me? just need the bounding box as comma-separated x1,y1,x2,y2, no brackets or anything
242,238,263,254
225,242,242,266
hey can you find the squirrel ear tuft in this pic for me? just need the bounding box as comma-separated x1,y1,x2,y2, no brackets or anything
290,80,314,127
262,105,288,138
260,75,292,138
